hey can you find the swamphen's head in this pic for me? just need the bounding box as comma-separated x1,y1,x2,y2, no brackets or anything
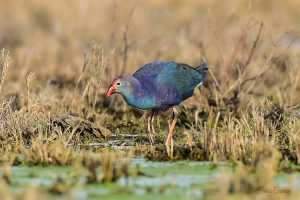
106,76,135,97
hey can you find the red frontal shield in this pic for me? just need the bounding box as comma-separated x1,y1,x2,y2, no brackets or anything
106,80,118,97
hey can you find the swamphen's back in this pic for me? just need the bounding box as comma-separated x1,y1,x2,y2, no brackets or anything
132,61,208,110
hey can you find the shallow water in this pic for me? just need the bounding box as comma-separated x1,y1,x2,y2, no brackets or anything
2,156,300,200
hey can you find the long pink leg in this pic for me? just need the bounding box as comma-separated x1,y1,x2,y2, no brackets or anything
165,107,179,146
147,111,155,145
151,112,156,134
147,113,151,133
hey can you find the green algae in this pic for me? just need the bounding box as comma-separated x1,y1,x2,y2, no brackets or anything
1,158,299,200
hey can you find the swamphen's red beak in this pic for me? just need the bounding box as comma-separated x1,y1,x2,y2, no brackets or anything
106,80,117,97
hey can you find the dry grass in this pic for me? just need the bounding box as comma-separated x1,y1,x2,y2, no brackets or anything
0,0,299,164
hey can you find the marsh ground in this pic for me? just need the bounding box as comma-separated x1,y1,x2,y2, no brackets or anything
0,0,300,199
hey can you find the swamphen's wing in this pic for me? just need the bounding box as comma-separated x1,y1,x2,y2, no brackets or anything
132,61,174,101
132,61,172,80
155,62,203,93
133,61,203,91
132,61,204,109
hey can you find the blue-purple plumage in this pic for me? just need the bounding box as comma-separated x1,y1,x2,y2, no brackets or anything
131,61,207,110
108,61,208,110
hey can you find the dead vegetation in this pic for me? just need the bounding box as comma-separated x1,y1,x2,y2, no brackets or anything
0,0,299,199
0,0,298,167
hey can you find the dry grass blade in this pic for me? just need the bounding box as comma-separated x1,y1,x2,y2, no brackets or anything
51,115,111,142
0,49,12,94
222,22,264,98
243,22,264,72
26,72,36,111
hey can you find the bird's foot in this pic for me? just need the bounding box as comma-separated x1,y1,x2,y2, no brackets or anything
150,111,156,134
151,124,156,134
165,139,173,158
148,133,155,146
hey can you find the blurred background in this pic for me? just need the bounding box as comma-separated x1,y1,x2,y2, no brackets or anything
1,0,299,108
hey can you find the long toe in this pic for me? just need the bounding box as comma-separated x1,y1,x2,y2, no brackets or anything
147,121,151,133
151,124,156,134
148,133,155,145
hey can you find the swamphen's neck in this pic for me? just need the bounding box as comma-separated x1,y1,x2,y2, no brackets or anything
120,76,156,110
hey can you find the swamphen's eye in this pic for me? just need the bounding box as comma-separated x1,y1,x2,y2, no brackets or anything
116,82,121,86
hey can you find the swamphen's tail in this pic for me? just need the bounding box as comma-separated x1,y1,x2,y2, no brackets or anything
196,63,209,78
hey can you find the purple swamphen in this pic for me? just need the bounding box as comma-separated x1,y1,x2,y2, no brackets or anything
106,61,208,145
